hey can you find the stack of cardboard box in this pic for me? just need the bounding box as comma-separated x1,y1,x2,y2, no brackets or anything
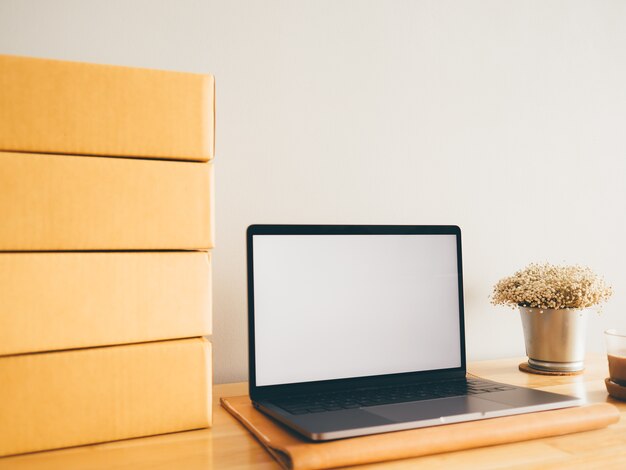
0,55,215,456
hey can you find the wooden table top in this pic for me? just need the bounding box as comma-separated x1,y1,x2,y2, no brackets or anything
1,353,625,469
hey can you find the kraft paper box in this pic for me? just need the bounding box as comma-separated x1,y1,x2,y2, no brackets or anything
0,54,214,161
0,252,212,356
0,151,213,251
0,338,213,457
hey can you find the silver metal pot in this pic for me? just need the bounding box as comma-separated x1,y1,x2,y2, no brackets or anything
519,306,588,372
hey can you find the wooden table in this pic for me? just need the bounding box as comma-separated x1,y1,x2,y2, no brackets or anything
1,353,625,469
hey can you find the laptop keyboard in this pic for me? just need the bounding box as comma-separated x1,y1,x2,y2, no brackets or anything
272,378,516,415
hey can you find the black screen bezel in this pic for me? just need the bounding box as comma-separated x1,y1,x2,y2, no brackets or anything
247,224,467,401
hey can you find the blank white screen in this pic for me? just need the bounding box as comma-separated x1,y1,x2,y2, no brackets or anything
253,234,462,386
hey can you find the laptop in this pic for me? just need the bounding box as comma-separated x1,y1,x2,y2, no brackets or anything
246,224,582,441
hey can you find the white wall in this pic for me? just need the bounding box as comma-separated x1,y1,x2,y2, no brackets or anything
1,0,625,384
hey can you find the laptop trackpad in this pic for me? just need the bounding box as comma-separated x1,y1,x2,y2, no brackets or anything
364,396,511,423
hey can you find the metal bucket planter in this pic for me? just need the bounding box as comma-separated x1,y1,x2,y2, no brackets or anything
519,307,588,372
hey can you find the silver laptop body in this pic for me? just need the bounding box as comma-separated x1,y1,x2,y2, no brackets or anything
246,225,581,441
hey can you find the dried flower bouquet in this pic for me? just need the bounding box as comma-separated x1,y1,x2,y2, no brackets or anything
491,263,612,310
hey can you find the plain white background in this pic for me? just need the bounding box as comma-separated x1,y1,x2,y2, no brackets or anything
253,235,461,385
1,1,625,384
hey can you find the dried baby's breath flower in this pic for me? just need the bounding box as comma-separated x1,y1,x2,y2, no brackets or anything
491,263,612,310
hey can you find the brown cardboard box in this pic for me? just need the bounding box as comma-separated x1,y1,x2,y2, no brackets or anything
0,338,213,456
0,252,212,356
0,151,213,250
0,54,214,161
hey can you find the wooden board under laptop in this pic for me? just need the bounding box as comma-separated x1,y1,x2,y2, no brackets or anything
221,395,618,470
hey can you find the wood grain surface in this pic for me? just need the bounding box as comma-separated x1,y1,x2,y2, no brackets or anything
1,353,624,469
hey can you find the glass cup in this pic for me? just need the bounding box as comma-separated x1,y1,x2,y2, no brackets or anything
605,329,626,386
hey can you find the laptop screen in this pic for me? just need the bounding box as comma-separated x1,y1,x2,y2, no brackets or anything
252,232,463,387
